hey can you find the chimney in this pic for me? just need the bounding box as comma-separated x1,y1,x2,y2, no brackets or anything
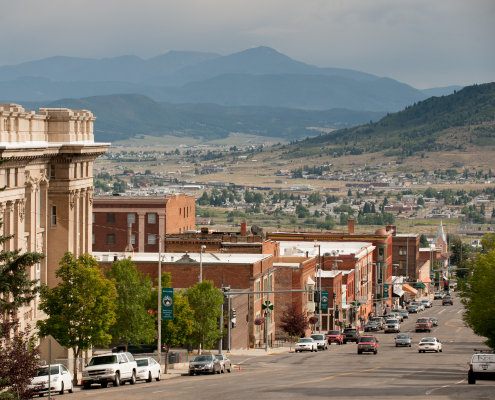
124,223,134,256
240,222,247,236
348,219,355,234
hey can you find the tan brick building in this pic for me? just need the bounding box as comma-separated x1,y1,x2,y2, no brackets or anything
92,194,195,253
0,103,108,330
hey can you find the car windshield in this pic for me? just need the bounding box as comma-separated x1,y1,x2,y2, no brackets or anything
136,359,149,367
444,297,452,300
431,318,437,321
299,339,313,343
400,310,408,314
409,306,417,309
327,331,340,335
215,355,223,360
344,329,357,333
386,319,398,324
360,337,376,342
421,300,429,303
36,366,59,376
311,335,324,340
371,318,382,322
417,319,430,323
89,356,117,366
397,334,409,339
193,355,213,362
420,338,436,343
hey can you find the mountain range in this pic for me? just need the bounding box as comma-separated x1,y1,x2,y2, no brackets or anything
0,47,462,112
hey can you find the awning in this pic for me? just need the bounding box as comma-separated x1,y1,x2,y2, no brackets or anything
307,276,315,285
402,284,418,295
416,283,426,289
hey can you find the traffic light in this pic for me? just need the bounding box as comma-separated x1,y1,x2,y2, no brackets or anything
333,293,336,300
444,280,449,291
230,309,236,319
314,291,320,303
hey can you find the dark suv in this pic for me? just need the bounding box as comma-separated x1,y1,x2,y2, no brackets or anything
343,328,360,344
442,296,454,306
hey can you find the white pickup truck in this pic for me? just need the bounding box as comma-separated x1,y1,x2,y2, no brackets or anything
468,350,495,384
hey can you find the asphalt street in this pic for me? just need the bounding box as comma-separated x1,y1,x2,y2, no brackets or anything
65,293,494,400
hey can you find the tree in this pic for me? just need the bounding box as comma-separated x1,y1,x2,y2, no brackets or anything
459,235,495,350
37,253,117,385
419,234,429,247
185,281,223,354
278,304,309,350
347,189,352,197
0,321,41,399
417,197,425,206
104,258,155,351
145,169,152,175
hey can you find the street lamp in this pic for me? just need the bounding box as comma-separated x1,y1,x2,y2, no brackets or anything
199,245,206,283
314,242,321,332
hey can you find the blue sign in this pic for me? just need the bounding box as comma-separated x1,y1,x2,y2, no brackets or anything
162,288,174,320
321,291,328,311
383,284,390,298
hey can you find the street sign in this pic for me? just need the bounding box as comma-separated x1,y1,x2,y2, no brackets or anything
383,284,390,298
321,291,328,311
162,288,174,320
358,296,367,303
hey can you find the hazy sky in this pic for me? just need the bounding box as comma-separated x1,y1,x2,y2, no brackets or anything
1,0,494,89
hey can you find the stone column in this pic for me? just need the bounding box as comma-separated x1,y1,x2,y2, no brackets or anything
73,190,80,257
79,188,86,255
138,211,146,253
87,186,93,254
0,202,5,250
5,200,15,251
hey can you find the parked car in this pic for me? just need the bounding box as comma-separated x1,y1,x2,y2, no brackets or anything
82,352,137,389
189,355,221,375
434,292,444,300
408,305,419,314
411,302,425,311
418,337,443,353
295,338,318,352
112,342,160,354
430,317,438,327
343,328,360,344
370,317,385,329
468,350,495,384
421,300,433,308
399,310,409,319
442,296,454,306
28,364,74,395
357,336,378,355
384,319,401,333
135,357,161,382
214,354,232,373
395,333,412,347
326,330,344,345
310,333,328,350
416,318,433,332
364,322,379,332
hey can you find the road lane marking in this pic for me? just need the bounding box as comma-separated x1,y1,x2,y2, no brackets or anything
272,367,381,388
445,319,463,332
438,309,446,314
457,309,463,314
425,378,466,395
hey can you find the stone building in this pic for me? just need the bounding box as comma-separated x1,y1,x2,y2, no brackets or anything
0,103,108,330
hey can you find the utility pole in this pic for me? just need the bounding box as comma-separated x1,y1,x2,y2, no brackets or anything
199,245,206,283
157,237,162,365
314,242,321,332
226,286,231,352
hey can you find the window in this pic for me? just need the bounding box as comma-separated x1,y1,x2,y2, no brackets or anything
80,163,84,178
92,234,95,244
107,213,115,223
4,169,9,187
36,190,41,228
256,281,261,300
14,168,17,186
92,213,95,224
148,213,156,224
107,234,115,244
74,164,77,179
50,206,57,226
255,313,260,333
131,234,136,244
127,213,135,224
399,246,407,256
50,165,55,179
148,234,156,244
378,247,385,261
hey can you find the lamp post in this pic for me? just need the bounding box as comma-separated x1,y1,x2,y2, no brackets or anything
331,254,342,330
199,245,206,283
157,236,162,365
314,242,321,332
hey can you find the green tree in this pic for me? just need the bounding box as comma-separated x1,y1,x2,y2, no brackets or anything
419,234,429,247
417,197,425,206
347,189,352,197
104,258,155,351
145,169,152,175
459,235,495,350
185,281,223,354
37,253,117,385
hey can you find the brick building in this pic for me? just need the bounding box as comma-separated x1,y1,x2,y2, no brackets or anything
95,251,316,349
391,233,420,279
0,103,108,332
92,194,195,253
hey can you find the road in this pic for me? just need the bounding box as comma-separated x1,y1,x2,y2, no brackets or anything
66,293,494,399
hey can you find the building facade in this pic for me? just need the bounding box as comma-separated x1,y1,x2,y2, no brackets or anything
92,194,196,253
0,103,108,330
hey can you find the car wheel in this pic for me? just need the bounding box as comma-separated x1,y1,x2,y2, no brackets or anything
436,349,439,353
439,348,442,353
156,370,161,381
357,350,362,355
395,344,398,347
83,382,91,390
68,382,73,394
315,347,318,352
227,366,231,373
59,382,64,395
101,382,108,388
468,371,476,385
409,344,411,347
374,350,377,355
216,367,221,374
343,341,347,344
113,372,120,387
147,372,152,383
130,371,136,385
221,366,225,373
189,372,195,376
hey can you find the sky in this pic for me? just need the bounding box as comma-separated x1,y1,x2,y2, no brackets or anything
0,0,494,89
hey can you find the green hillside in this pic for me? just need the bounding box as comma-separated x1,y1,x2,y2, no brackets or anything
283,83,495,159
46,94,386,143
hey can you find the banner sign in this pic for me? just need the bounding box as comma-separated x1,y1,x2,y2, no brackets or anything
321,291,328,311
161,288,174,320
383,284,390,298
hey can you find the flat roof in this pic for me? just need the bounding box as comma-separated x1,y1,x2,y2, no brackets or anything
279,241,375,259
395,233,419,237
318,270,342,278
94,252,271,264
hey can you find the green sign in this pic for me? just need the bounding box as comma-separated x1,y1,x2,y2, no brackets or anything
321,291,328,311
383,284,390,298
262,300,274,311
162,288,174,320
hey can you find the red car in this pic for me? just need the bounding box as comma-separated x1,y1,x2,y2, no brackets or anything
357,336,378,355
326,330,344,345
415,318,432,332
